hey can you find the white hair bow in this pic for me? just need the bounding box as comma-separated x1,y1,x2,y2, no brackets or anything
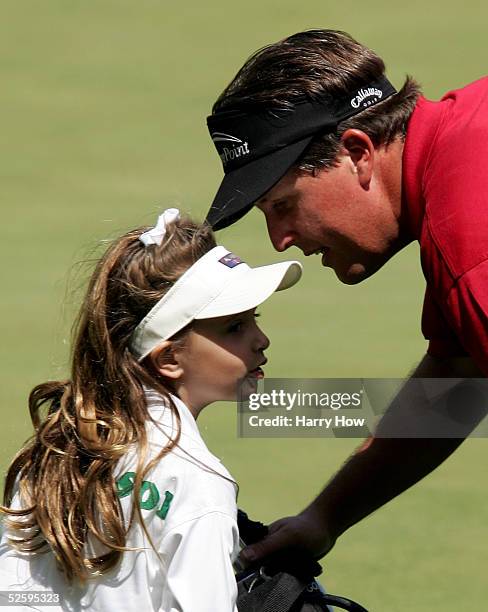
139,208,180,247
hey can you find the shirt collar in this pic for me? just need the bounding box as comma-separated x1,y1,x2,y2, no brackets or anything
402,95,451,239
144,386,209,449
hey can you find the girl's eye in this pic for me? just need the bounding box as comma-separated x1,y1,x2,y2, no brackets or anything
227,321,243,333
227,312,259,333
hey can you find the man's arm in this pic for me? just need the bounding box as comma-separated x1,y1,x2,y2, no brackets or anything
241,353,483,562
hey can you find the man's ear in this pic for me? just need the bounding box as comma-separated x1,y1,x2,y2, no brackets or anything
147,340,184,380
340,129,375,188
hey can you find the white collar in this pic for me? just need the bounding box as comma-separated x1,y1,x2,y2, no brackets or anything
143,387,236,487
144,387,207,448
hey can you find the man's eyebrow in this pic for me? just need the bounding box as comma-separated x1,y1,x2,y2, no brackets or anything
257,194,287,206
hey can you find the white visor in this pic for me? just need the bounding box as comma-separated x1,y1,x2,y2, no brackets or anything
130,245,302,361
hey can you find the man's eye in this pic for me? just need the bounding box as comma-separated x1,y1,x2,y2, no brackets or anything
272,200,288,212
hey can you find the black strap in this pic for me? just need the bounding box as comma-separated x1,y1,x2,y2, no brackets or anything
238,572,307,612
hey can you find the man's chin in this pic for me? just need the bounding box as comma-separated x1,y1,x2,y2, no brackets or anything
332,255,389,285
333,263,370,285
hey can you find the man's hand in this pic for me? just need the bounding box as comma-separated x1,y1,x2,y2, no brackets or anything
240,354,484,565
240,506,335,564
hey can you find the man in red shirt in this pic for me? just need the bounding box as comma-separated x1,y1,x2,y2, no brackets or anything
205,30,487,562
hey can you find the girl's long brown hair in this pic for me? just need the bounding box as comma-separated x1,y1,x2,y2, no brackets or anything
1,216,216,583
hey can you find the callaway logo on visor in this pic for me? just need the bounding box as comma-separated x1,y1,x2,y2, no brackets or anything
219,253,244,268
350,87,384,108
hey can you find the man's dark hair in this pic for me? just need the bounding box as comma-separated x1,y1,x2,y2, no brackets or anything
213,29,421,172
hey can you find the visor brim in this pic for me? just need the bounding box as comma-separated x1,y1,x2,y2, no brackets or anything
195,260,302,319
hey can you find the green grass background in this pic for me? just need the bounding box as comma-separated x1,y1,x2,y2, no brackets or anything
1,1,487,609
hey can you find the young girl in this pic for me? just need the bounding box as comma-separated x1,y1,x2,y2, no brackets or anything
0,209,301,612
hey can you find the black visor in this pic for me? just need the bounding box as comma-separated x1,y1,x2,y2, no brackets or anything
206,76,397,230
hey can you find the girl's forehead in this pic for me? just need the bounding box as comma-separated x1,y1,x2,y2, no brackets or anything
192,309,257,330
204,308,257,322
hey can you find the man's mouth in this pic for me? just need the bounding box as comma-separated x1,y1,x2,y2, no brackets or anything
305,247,330,265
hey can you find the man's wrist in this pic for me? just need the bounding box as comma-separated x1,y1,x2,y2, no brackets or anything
300,497,338,556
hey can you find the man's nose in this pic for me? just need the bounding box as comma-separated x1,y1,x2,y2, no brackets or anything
266,221,296,252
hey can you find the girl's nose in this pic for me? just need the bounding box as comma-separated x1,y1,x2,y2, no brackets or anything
254,325,270,352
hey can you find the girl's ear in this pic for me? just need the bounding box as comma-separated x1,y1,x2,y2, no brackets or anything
148,341,184,380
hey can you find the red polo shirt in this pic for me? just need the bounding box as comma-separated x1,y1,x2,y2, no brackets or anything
402,77,488,374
